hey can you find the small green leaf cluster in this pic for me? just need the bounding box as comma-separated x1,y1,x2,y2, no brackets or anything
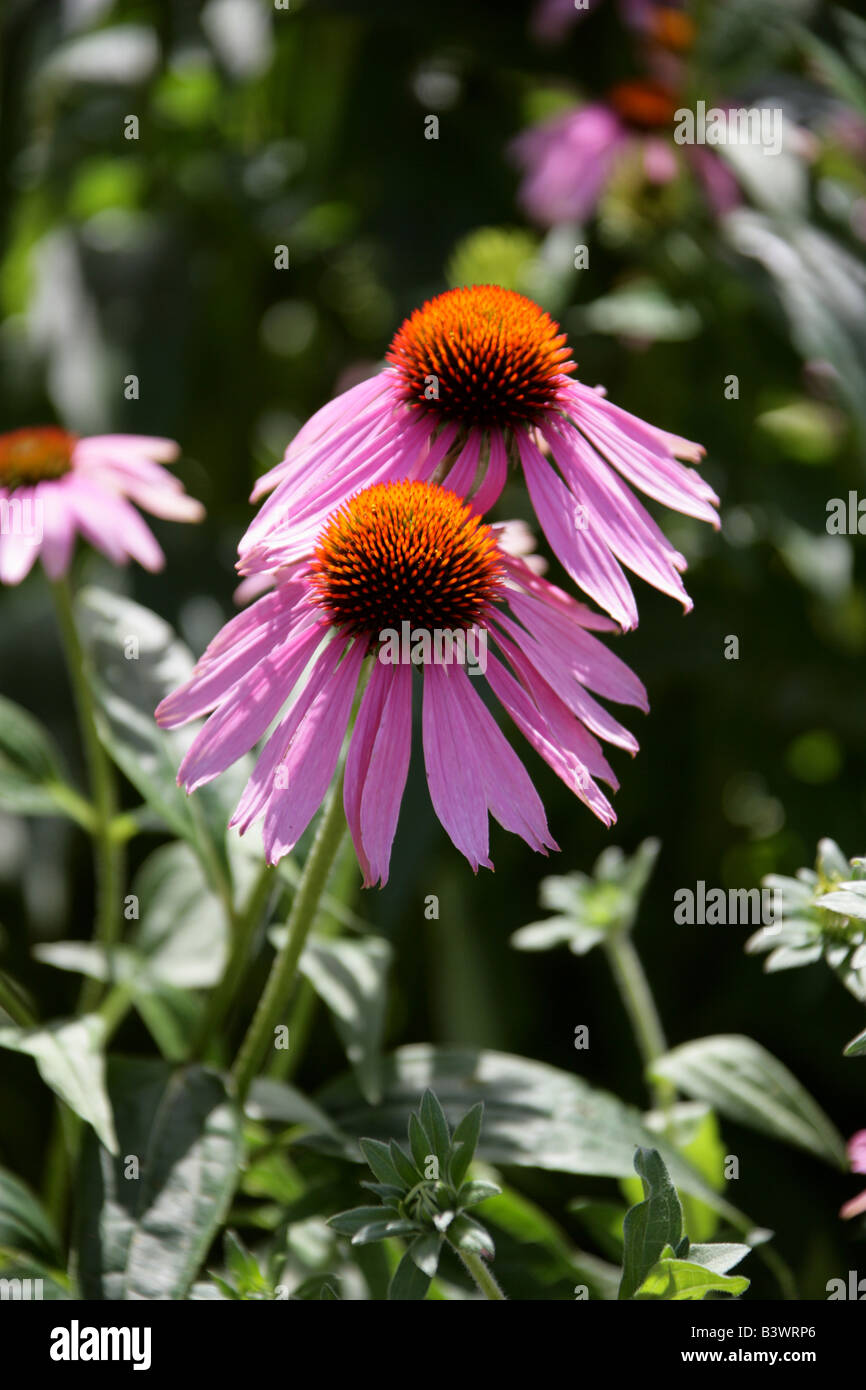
511,839,660,955
329,1090,500,1300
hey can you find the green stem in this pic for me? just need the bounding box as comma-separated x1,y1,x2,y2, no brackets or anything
51,578,123,1011
192,861,275,1061
457,1249,506,1300
230,772,348,1104
603,930,675,1113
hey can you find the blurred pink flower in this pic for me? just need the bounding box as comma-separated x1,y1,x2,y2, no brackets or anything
239,285,718,633
531,0,658,45
840,1130,866,1220
0,427,204,585
158,480,648,881
511,82,741,226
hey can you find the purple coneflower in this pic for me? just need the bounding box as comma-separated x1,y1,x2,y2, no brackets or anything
238,285,718,631
511,79,742,226
158,480,647,883
0,427,204,584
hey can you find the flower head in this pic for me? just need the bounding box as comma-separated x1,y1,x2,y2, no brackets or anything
0,427,204,585
239,285,718,632
158,480,647,884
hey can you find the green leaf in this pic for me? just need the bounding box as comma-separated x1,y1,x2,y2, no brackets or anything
686,1242,752,1274
245,1077,352,1153
449,1102,483,1187
0,1168,60,1263
0,1251,74,1299
388,1141,420,1188
291,1273,341,1300
447,1213,495,1258
408,1231,442,1278
132,842,228,989
650,1035,848,1168
295,934,392,1104
0,695,82,820
457,1180,501,1209
388,1246,432,1301
844,1026,866,1057
408,1112,430,1173
419,1089,452,1166
74,588,244,861
635,1256,749,1300
619,1149,683,1300
315,1046,745,1223
359,1138,403,1188
329,1205,394,1237
0,1015,116,1153
351,1219,416,1245
76,1059,243,1299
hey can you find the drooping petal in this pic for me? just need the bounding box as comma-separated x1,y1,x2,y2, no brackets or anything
156,588,317,727
177,623,324,791
444,662,556,855
422,662,492,872
516,427,639,629
261,639,366,863
344,657,413,887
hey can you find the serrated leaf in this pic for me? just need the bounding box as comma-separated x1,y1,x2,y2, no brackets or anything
650,1035,847,1168
0,1015,116,1153
75,1060,242,1299
619,1148,683,1300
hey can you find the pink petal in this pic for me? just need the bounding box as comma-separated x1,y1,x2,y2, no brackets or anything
422,663,492,872
261,640,366,863
516,428,639,630
344,658,413,887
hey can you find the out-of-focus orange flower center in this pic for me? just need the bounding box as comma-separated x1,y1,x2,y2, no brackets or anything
0,427,76,490
386,285,575,428
649,7,696,53
608,79,678,131
311,480,503,640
